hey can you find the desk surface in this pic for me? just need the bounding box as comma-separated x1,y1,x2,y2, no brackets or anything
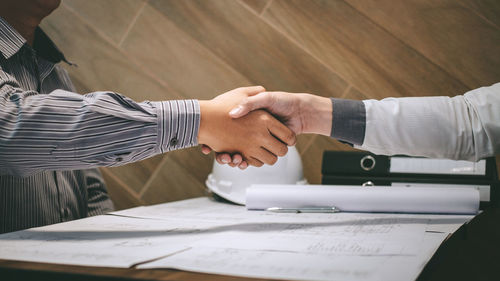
0,259,263,281
1,208,499,281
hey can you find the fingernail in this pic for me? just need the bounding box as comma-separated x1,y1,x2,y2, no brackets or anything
233,158,240,164
222,158,229,164
229,106,242,116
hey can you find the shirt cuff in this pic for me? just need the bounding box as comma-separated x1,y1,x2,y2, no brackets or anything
330,98,366,146
155,99,200,153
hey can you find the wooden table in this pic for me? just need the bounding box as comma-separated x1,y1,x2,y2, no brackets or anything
2,208,499,281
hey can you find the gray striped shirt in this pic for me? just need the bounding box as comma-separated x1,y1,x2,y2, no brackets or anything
0,17,200,233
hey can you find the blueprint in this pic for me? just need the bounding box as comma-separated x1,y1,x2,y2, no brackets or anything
0,197,473,280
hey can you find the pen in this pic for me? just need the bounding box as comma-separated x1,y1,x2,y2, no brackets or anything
265,207,340,213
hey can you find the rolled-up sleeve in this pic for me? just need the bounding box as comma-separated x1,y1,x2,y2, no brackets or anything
0,70,200,176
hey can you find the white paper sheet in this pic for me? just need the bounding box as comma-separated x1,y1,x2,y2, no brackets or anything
246,185,480,214
0,215,209,267
139,232,450,281
0,197,473,281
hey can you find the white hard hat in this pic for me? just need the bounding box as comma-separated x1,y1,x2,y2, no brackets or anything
206,146,307,205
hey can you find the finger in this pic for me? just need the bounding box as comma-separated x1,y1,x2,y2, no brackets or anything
243,85,266,96
246,157,264,167
232,154,243,165
267,118,297,146
229,92,273,118
263,136,289,157
201,145,212,155
216,153,232,164
238,161,248,170
255,147,278,166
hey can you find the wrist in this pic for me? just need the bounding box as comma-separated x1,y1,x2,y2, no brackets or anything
198,100,212,144
300,94,332,136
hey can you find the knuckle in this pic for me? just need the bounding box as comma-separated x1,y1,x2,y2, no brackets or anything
286,132,296,144
278,145,288,157
268,156,278,165
261,92,272,103
252,160,263,167
259,113,270,121
240,98,249,107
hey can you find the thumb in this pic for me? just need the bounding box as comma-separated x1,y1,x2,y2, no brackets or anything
229,92,272,118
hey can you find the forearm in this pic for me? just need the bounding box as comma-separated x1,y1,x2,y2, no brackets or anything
337,83,500,161
0,82,199,176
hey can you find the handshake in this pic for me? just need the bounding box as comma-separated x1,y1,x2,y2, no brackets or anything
198,86,333,169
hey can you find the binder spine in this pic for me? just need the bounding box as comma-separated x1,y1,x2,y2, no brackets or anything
321,151,500,209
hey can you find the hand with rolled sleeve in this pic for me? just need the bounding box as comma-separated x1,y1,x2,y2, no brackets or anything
211,82,500,168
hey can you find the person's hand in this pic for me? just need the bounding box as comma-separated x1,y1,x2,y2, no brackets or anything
229,91,332,135
205,91,332,168
198,87,296,167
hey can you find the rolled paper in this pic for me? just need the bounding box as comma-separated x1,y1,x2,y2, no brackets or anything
246,185,479,215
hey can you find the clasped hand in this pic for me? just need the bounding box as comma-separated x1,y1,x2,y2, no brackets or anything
198,86,296,167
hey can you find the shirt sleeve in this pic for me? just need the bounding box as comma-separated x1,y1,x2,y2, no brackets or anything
330,98,366,145
0,70,200,177
358,82,500,161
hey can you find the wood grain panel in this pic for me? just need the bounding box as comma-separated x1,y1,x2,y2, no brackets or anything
140,152,207,205
100,168,144,210
41,4,176,101
63,0,145,44
164,147,214,185
241,0,271,14
107,154,164,193
149,0,348,97
264,0,469,98
121,4,251,100
343,86,369,100
458,0,500,29
295,134,317,155
300,135,358,184
346,0,500,89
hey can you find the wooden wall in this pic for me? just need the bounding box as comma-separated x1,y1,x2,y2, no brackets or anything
40,0,500,210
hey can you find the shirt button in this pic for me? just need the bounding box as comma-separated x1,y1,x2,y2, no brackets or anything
169,137,178,146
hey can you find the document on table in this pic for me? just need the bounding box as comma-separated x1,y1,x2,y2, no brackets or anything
139,232,448,281
0,215,200,268
0,197,474,281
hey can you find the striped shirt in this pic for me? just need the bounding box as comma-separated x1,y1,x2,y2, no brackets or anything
0,17,200,233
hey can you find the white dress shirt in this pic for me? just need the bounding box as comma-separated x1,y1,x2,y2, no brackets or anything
332,83,500,161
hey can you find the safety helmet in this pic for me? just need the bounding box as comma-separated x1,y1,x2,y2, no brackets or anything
205,146,307,205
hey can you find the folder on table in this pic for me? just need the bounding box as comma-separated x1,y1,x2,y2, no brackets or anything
321,151,499,209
